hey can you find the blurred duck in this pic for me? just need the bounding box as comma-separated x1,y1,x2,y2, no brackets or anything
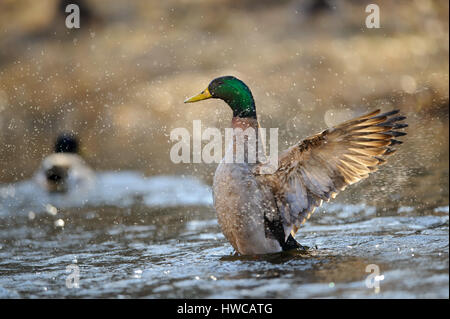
35,133,94,193
185,76,407,255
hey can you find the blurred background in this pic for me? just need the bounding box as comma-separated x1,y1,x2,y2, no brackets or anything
0,0,448,299
0,0,448,206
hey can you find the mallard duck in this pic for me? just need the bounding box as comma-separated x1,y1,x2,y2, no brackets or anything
35,133,94,193
185,75,407,255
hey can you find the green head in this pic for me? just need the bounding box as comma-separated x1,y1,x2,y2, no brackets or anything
184,76,256,118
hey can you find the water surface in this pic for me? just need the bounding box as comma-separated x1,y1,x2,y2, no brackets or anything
0,171,448,298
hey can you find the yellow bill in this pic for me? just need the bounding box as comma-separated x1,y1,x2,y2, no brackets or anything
184,88,212,103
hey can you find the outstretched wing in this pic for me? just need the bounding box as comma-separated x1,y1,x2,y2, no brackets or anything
262,109,407,238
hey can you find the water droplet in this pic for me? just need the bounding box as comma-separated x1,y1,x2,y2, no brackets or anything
28,211,36,220
45,204,58,216
54,219,65,228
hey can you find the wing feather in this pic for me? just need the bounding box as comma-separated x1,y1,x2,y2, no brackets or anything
260,109,407,238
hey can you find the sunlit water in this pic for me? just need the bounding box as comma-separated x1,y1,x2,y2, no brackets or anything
0,171,448,298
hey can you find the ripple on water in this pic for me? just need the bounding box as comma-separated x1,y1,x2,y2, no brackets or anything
0,171,213,216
